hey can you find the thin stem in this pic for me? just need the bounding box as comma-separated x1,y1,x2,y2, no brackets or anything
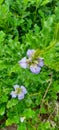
40,73,52,109
30,92,40,97
55,102,59,117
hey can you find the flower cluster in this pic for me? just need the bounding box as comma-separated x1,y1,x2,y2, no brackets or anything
19,49,44,74
10,85,27,100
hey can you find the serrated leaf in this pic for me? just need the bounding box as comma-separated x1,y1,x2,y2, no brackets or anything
23,108,35,118
6,116,19,126
7,99,18,108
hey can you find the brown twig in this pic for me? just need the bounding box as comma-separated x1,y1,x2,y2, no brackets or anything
40,73,52,110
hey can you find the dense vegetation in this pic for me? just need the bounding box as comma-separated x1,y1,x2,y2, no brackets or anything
0,0,59,129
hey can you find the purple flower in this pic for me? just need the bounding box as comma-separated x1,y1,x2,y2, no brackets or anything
13,84,19,89
27,49,35,57
18,93,24,100
10,91,17,98
38,58,44,67
18,57,28,69
18,49,44,74
11,85,27,100
21,86,27,94
30,64,41,74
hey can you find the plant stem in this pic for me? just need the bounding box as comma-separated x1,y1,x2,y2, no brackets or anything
40,73,52,109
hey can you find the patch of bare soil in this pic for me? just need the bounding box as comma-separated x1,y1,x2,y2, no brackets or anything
0,125,17,130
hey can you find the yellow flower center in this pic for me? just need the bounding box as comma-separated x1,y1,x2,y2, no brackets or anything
15,88,22,94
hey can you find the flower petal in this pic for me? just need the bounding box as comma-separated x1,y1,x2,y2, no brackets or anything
18,93,24,100
20,117,26,122
10,91,17,98
39,60,44,67
18,57,28,69
27,49,35,58
38,58,44,67
13,84,19,90
30,64,41,74
21,86,27,94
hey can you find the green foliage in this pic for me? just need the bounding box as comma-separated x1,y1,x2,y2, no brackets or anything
0,0,59,130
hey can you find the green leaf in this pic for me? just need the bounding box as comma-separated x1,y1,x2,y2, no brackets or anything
0,95,8,103
7,99,18,108
0,31,5,44
6,116,19,126
43,41,59,71
41,0,51,6
6,118,13,126
40,106,47,114
0,0,4,4
0,105,5,116
23,108,35,118
17,124,26,130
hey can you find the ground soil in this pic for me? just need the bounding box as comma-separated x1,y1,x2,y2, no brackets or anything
0,125,17,130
